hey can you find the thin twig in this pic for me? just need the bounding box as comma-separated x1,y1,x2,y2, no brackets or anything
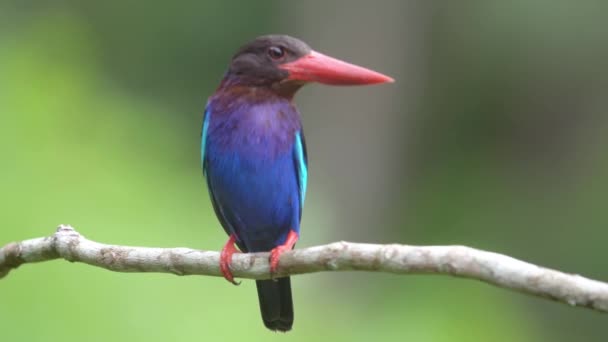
1,225,607,313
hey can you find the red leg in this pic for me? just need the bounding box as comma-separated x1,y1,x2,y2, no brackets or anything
269,230,299,274
220,234,240,285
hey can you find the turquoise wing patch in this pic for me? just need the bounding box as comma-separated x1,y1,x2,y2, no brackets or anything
294,131,308,206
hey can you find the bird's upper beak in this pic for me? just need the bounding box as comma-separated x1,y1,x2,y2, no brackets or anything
280,50,394,85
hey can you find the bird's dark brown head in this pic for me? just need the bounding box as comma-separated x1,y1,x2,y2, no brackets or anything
227,35,311,87
222,34,394,94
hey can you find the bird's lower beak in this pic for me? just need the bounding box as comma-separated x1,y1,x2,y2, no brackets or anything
280,50,394,85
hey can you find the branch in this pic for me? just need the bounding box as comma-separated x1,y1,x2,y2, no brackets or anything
2,225,607,313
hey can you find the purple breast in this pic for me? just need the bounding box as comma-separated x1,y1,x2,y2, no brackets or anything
208,89,302,159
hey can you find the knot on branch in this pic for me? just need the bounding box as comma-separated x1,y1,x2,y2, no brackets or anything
53,224,81,262
0,242,24,277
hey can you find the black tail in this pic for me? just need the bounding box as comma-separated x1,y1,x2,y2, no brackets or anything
255,277,293,332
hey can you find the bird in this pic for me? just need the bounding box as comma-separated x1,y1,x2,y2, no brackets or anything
201,34,393,332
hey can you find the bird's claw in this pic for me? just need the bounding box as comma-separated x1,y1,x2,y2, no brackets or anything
220,257,240,285
269,245,290,275
220,234,241,285
269,230,299,277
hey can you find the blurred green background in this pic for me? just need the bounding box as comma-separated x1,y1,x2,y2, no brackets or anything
1,1,607,341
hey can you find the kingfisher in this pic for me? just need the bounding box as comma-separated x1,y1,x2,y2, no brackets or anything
201,35,393,332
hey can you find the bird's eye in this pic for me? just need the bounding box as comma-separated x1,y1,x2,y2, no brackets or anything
268,46,285,60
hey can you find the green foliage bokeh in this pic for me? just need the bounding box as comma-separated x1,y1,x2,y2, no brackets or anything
1,2,607,341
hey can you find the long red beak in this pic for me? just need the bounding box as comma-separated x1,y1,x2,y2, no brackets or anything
280,50,394,85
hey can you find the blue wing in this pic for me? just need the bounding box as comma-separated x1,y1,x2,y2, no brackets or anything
201,106,241,245
294,130,308,211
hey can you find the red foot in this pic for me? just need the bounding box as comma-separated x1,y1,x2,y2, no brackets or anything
220,234,241,285
269,230,299,275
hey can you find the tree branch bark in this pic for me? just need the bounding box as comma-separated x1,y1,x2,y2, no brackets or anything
1,225,607,313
